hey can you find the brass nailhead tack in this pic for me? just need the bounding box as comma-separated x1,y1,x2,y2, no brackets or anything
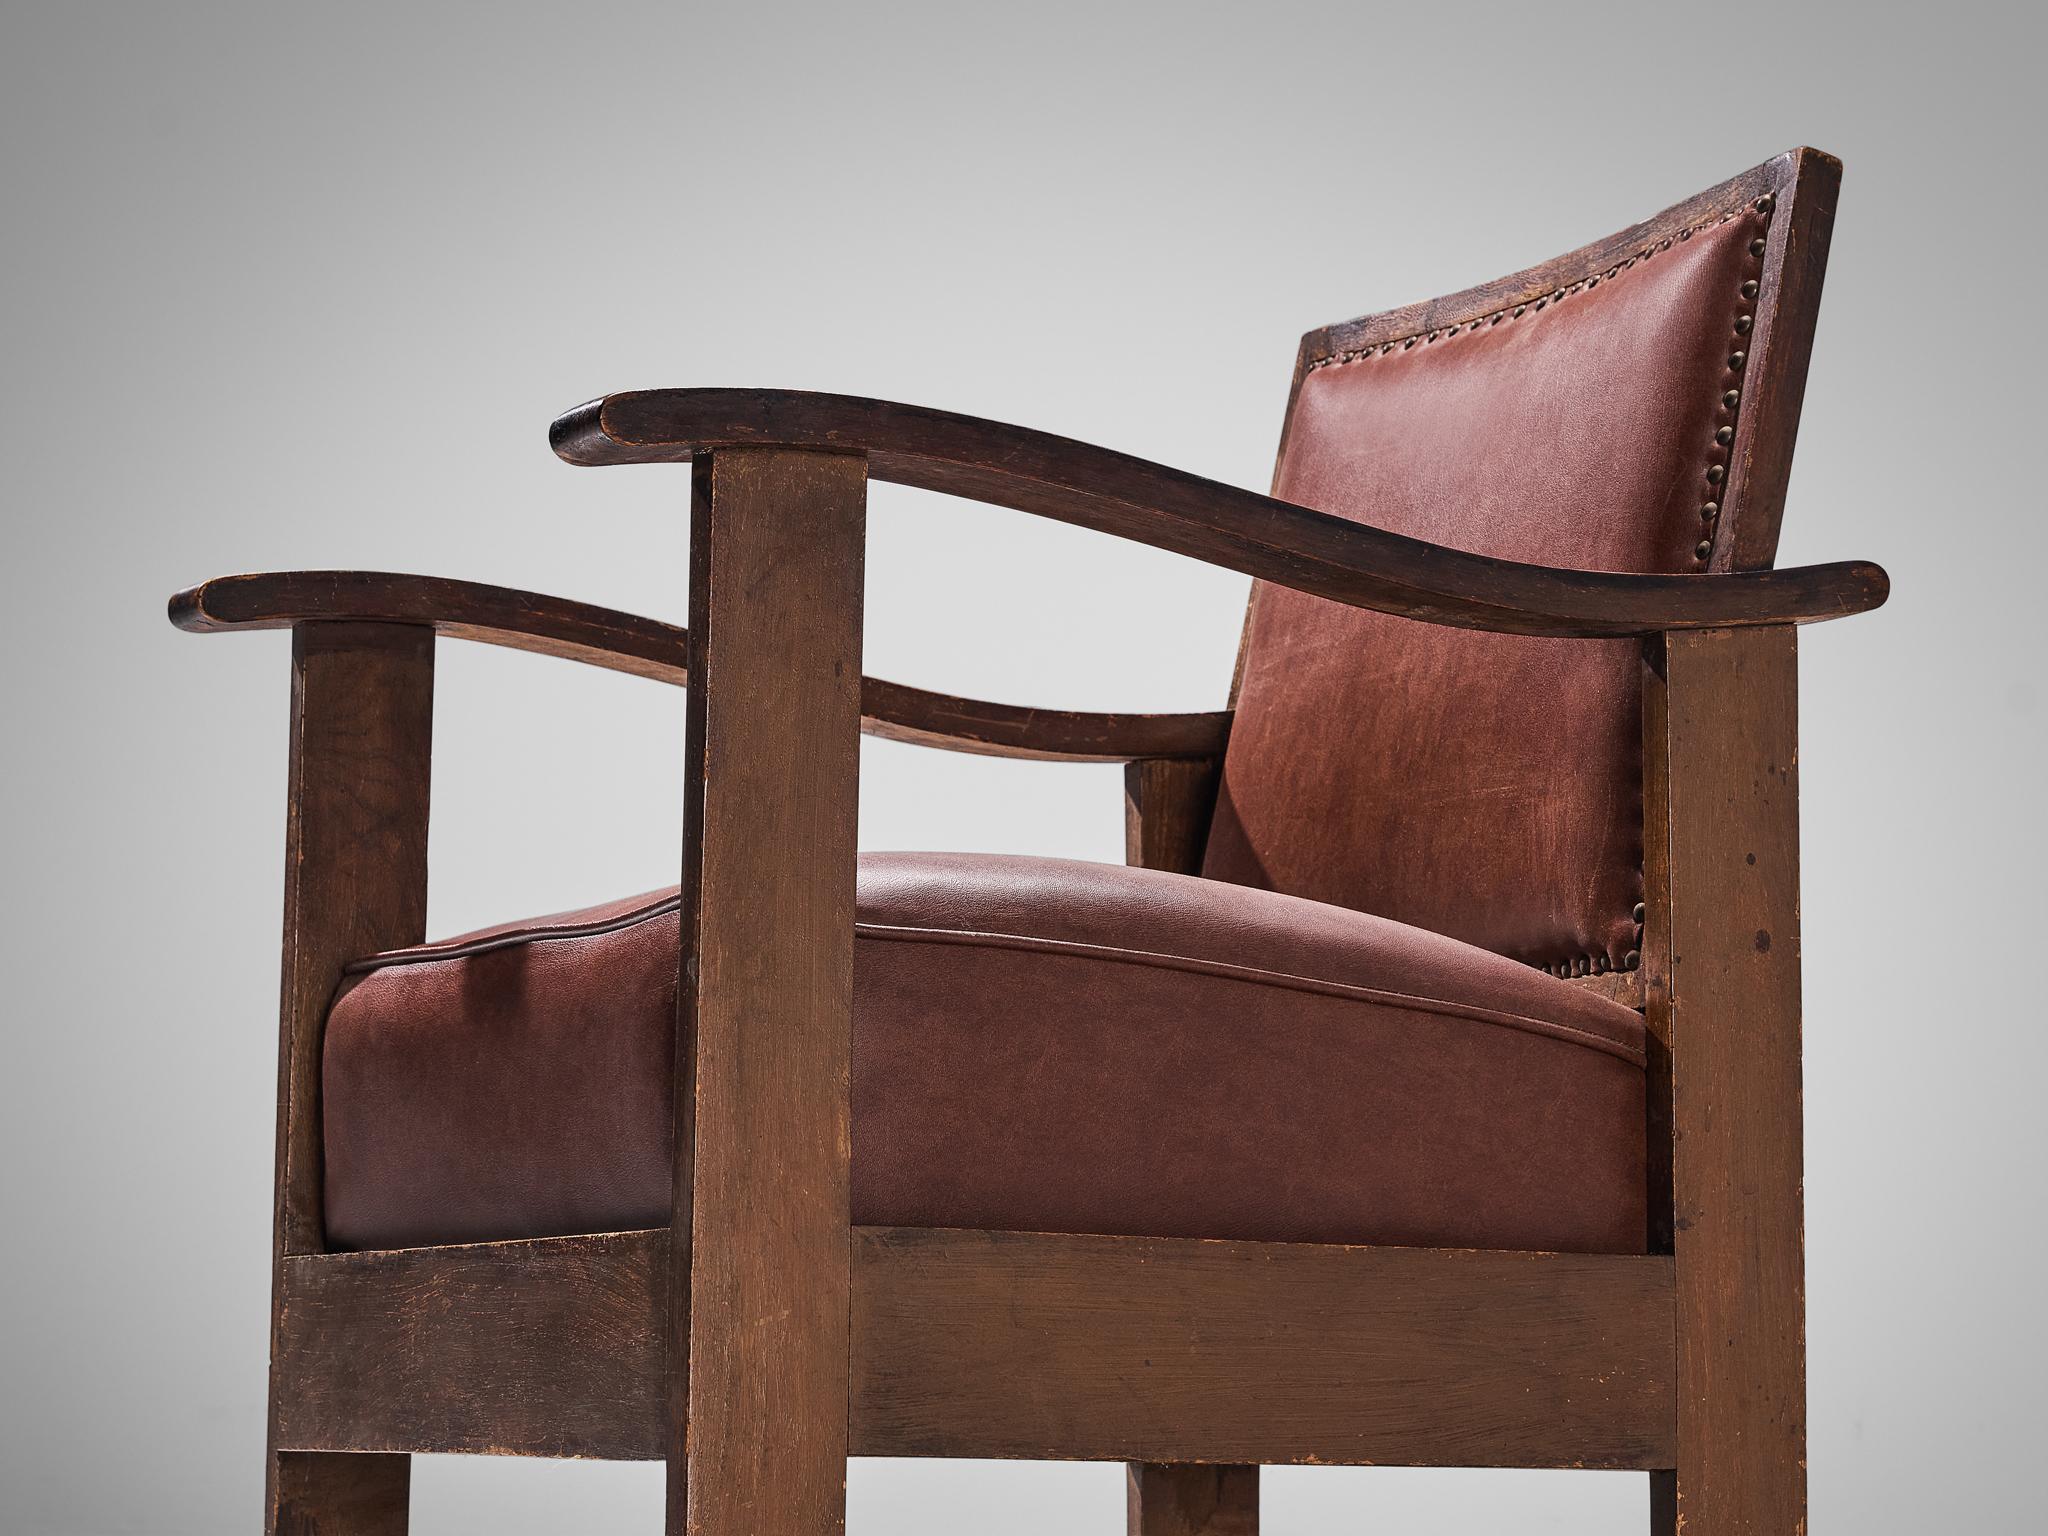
1706,464,1726,484
1716,426,1735,445
1756,193,1775,214
1741,279,1760,298
1513,305,1526,317
1724,389,1741,408
1749,238,1767,256
1702,500,1720,519
1624,950,1642,971
1734,315,1753,335
1633,902,1647,924
1729,350,1747,370
1695,539,1714,560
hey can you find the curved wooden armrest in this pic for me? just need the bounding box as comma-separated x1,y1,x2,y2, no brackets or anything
168,571,1228,764
553,388,1888,638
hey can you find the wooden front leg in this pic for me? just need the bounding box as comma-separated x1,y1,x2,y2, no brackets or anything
267,623,433,1533
1643,627,1806,1534
671,448,868,1536
1122,752,1253,1536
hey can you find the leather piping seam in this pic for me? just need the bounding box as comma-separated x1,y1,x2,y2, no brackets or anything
335,893,1642,1066
340,891,684,974
855,922,1646,1066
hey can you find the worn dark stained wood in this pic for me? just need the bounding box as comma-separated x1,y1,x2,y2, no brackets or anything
1128,1464,1259,1536
1562,968,1646,1009
551,393,1885,639
171,571,1228,763
671,448,866,1536
269,1226,1674,1469
268,623,432,1533
273,1232,662,1459
1645,626,1806,1533
271,1452,409,1536
1124,755,1224,873
852,1227,1676,1469
1719,151,1840,572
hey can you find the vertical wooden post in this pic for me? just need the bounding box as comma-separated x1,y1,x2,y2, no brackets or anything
1643,626,1805,1535
1123,750,1253,1536
1127,1464,1259,1536
267,622,433,1534
670,448,867,1536
1123,756,1222,875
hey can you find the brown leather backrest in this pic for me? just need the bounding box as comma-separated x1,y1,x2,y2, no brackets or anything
1203,151,1839,976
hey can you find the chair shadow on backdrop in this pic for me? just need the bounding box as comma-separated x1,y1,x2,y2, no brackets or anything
170,146,1886,1535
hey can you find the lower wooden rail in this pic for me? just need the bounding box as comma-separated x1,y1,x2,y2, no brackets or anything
272,1225,1675,1470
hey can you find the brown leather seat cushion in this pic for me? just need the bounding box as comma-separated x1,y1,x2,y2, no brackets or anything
323,853,1647,1254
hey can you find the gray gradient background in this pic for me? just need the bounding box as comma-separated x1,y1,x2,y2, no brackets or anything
3,2,2041,1531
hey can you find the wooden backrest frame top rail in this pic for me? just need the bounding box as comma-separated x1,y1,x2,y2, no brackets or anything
178,144,1877,1536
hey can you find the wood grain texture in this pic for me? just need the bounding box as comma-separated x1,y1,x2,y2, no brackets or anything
270,1451,409,1536
1646,626,1806,1533
551,393,1885,640
850,1227,1677,1469
269,1227,1674,1470
268,623,433,1533
273,1232,662,1458
170,570,1228,763
1128,1464,1259,1536
672,449,866,1536
1123,756,1223,873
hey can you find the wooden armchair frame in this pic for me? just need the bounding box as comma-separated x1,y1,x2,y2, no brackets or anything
173,147,1883,1536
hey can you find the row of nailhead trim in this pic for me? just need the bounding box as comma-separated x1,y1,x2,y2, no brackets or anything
1305,204,1759,371
1544,928,1642,979
1692,193,1776,566
1302,194,1782,981
1573,197,1775,972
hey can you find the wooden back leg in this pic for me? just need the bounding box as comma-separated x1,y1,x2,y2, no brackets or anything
1122,756,1258,1536
1643,628,1806,1534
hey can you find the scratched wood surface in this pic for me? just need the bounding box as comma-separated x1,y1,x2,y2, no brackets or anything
266,623,433,1533
271,1226,1676,1470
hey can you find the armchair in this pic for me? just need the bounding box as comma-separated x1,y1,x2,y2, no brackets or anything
173,146,1883,1536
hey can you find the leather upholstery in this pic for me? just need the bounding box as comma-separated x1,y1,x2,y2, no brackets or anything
1204,208,1770,971
323,853,1646,1254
